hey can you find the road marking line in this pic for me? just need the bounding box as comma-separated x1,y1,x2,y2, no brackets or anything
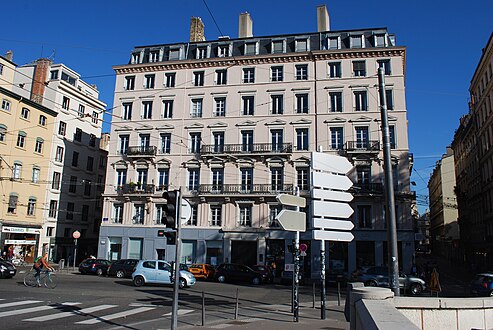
75,307,155,325
23,304,117,322
162,309,194,317
0,300,43,309
0,303,80,317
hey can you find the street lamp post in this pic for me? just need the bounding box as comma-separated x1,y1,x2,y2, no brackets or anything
72,230,81,271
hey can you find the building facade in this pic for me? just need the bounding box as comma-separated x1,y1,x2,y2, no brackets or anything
12,59,107,262
0,54,58,261
99,6,415,277
428,147,459,261
452,32,493,270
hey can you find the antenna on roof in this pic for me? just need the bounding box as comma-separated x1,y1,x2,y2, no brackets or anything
48,49,56,62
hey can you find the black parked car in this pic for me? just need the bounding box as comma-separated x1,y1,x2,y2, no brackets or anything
78,258,111,276
0,258,16,279
107,259,139,278
215,263,263,285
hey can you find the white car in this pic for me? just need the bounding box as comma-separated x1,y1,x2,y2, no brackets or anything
132,260,195,288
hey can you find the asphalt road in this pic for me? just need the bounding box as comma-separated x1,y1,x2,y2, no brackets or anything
0,268,347,330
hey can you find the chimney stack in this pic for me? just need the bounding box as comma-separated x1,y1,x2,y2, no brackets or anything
238,12,253,38
31,58,51,105
317,4,330,32
190,17,205,42
4,50,13,62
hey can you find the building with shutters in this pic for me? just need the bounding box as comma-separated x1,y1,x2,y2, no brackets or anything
99,5,415,277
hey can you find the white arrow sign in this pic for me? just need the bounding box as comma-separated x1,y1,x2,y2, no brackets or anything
276,194,306,208
313,188,353,202
313,200,354,218
313,218,354,231
275,209,306,232
312,172,353,191
312,152,353,174
313,230,354,242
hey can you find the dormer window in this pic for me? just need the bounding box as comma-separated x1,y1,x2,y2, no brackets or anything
244,42,257,56
218,45,230,57
350,35,364,49
196,46,208,59
168,48,181,61
50,70,59,80
149,51,159,63
327,36,340,50
375,34,387,47
295,39,308,52
131,53,140,64
271,40,285,54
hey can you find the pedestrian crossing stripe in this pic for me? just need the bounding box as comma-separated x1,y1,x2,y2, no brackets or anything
0,300,43,308
23,304,117,322
0,302,80,318
163,309,194,316
75,306,155,325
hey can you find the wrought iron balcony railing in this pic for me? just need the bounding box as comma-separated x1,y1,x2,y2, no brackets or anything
344,141,380,152
201,143,293,155
126,146,157,157
117,183,155,194
351,183,384,193
196,184,294,195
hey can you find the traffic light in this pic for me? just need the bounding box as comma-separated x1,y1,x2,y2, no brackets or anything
165,231,176,245
162,190,179,229
157,230,165,237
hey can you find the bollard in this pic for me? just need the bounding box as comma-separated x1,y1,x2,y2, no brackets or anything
337,282,341,306
234,288,239,320
201,291,205,326
349,287,394,330
344,282,364,322
312,282,316,308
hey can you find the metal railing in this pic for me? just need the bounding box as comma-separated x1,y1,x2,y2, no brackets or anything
201,143,293,155
196,184,294,195
345,141,380,152
117,183,155,194
126,146,157,156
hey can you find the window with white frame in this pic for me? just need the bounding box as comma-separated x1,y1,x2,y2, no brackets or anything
215,69,227,85
271,129,283,151
385,89,394,110
58,121,67,136
353,61,366,77
165,72,176,87
52,171,61,190
144,74,155,89
269,205,282,227
295,39,308,52
296,128,309,151
238,205,252,227
240,167,253,192
7,194,18,214
16,131,26,148
136,169,148,187
389,125,396,149
375,34,386,47
116,169,127,188
242,95,254,115
27,198,36,216
1,99,11,112
32,167,40,183
243,68,255,83
188,168,200,191
21,107,30,119
211,168,224,192
297,167,310,191
295,64,308,80
149,50,159,63
74,128,82,142
78,104,85,118
213,132,225,153
271,167,284,191
271,95,284,115
155,204,164,224
48,200,57,218
92,111,99,124
350,35,364,48
242,130,254,152
168,48,180,61
193,71,204,86
295,93,309,113
191,99,203,118
214,97,226,116
377,59,391,75
131,53,140,64
271,40,284,54
157,168,169,190
12,162,21,180
62,96,70,110
217,44,230,57
244,42,257,55
197,46,208,59
189,132,201,153
329,91,343,112
271,66,283,82
354,91,368,111
133,204,145,224
124,76,135,90
113,204,124,223
210,205,222,226
34,138,44,153
327,36,339,49
119,135,129,154
0,125,6,142
187,204,198,226
55,146,64,162
355,126,369,149
328,62,342,78
330,127,344,150
142,101,152,119
160,133,171,153
0,64,3,75
39,115,47,126
162,100,173,118
356,166,371,185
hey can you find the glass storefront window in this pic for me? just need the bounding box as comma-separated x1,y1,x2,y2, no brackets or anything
128,238,143,260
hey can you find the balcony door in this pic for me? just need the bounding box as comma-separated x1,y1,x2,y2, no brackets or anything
355,127,369,149
241,168,253,192
271,129,283,152
213,132,225,153
211,168,224,193
241,130,253,152
140,134,150,151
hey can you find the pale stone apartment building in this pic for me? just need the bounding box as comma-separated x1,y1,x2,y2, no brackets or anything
99,5,415,277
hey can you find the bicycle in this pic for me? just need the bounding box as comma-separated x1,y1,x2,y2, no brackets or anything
11,258,26,267
24,269,57,289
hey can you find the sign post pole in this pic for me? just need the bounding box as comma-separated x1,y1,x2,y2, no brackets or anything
320,240,326,319
293,186,300,323
72,230,80,271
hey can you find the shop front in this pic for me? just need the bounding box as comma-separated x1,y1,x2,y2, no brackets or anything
1,225,41,262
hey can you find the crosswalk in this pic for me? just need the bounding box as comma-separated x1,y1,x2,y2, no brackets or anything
0,298,172,326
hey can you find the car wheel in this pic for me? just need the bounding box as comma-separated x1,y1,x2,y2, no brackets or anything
116,270,125,278
217,275,226,283
410,283,423,295
252,277,261,285
96,268,104,276
133,276,145,287
365,280,378,287
179,278,187,289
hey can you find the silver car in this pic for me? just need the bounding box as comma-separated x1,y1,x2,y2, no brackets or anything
132,260,196,289
354,266,426,295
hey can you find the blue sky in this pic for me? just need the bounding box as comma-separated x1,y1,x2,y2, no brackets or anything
1,0,492,214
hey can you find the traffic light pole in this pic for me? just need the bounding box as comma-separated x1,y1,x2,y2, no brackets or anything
171,187,182,330
378,67,400,296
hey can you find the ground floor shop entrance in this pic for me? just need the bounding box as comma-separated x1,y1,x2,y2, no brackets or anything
231,240,257,266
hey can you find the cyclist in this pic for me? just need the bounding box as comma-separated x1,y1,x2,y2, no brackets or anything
33,252,54,287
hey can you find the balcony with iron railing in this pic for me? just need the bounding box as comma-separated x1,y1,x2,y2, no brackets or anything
117,183,155,195
200,143,293,156
344,141,380,154
351,182,384,194
126,146,157,157
195,184,294,195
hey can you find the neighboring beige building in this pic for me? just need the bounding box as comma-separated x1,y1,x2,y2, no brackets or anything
428,147,459,260
452,32,493,270
0,54,57,261
99,5,415,276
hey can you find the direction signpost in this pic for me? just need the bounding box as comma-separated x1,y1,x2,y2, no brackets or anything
275,191,305,322
311,151,354,320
